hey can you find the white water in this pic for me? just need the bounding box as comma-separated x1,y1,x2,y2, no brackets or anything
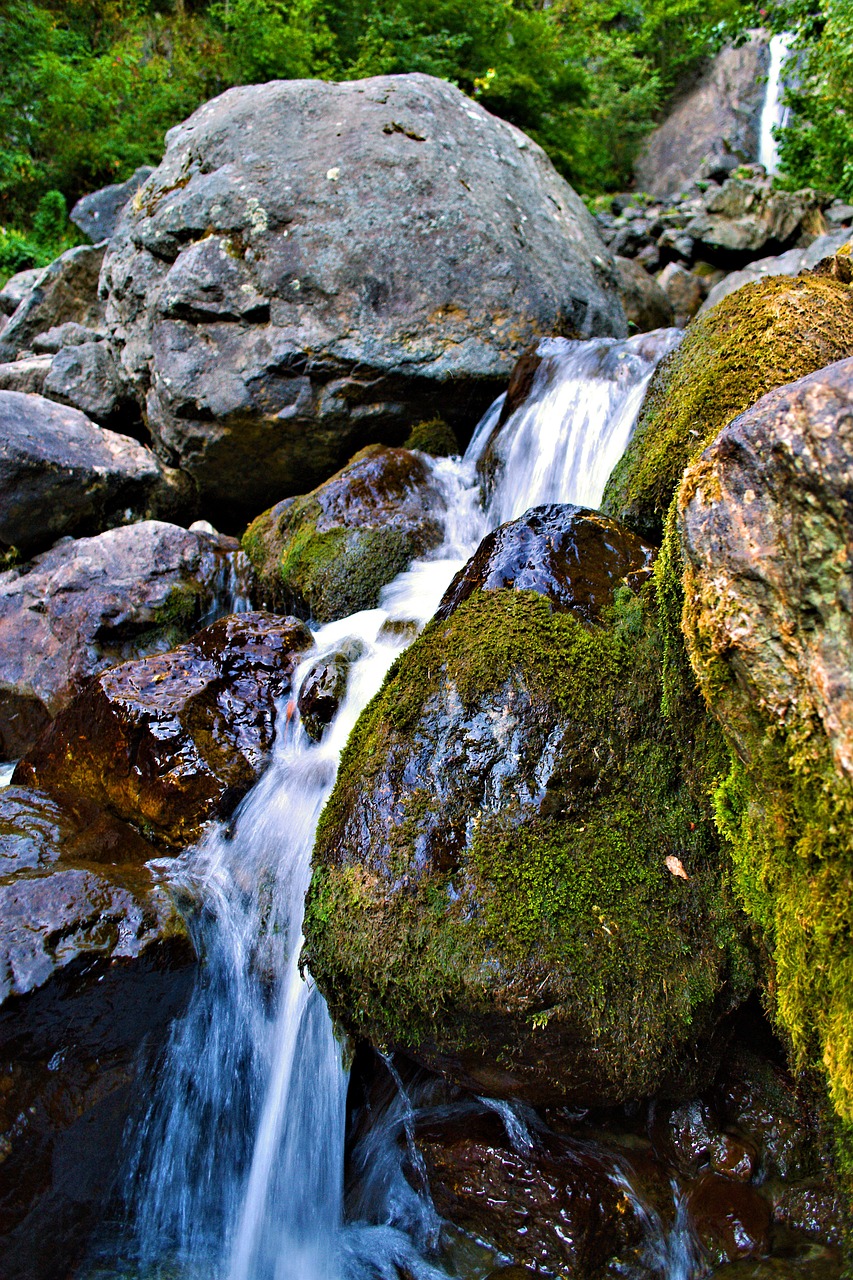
759,32,794,176
96,328,689,1280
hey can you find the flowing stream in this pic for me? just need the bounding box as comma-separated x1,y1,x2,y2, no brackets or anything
90,327,687,1280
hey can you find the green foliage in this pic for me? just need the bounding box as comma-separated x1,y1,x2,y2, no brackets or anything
1,0,757,242
771,0,853,201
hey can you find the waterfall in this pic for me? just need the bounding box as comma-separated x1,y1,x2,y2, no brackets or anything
759,32,794,176
87,327,683,1280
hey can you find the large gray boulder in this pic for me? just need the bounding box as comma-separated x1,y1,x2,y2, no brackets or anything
699,229,853,313
0,246,105,363
69,165,155,244
0,268,47,317
635,37,771,197
0,520,254,758
102,73,626,525
41,339,131,425
0,391,193,556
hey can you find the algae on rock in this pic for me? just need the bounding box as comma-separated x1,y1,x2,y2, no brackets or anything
602,271,853,542
305,507,753,1106
243,444,446,624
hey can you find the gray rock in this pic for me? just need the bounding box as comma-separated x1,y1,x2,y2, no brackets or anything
658,262,705,327
102,74,626,526
0,391,191,556
825,203,853,226
42,340,130,425
635,36,771,196
0,356,52,396
0,246,105,363
0,520,254,758
0,267,47,317
613,256,674,332
684,177,822,265
699,229,853,314
69,165,155,243
31,322,106,354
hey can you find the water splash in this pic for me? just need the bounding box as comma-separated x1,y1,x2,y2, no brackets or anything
97,330,680,1279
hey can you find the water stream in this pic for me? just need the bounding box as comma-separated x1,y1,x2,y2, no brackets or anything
88,328,687,1280
759,32,794,176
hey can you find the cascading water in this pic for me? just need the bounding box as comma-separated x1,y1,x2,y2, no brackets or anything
87,327,691,1280
759,32,794,176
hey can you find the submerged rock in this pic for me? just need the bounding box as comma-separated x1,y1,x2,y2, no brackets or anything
15,611,313,850
677,357,853,1131
0,521,252,758
0,785,194,1280
102,73,625,525
602,271,853,541
244,444,446,623
305,504,752,1105
0,391,193,556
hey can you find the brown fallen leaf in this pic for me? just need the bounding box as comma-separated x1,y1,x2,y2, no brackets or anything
665,855,689,881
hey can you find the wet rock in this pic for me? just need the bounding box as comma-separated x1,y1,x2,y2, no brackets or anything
244,444,446,623
0,245,105,363
0,784,194,1280
687,1173,771,1265
716,1047,821,1183
0,521,253,759
634,37,770,196
658,262,705,327
602,271,853,542
0,355,52,396
70,165,155,243
15,611,313,851
772,1182,843,1242
305,504,752,1106
0,391,191,557
41,339,134,427
415,1108,650,1278
677,357,853,1123
297,641,363,741
102,74,625,526
0,267,46,317
436,503,654,622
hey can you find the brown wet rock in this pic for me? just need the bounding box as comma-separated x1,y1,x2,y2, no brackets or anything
297,641,363,742
436,503,655,622
772,1182,843,1243
0,784,195,1280
15,611,313,851
415,1109,649,1278
0,520,254,759
244,444,446,623
687,1173,771,1265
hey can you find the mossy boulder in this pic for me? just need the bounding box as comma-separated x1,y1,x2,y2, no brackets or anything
676,358,853,1142
602,271,853,543
304,505,753,1106
403,418,459,457
243,445,446,623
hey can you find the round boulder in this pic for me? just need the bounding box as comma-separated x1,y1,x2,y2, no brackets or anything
102,73,625,526
304,505,752,1106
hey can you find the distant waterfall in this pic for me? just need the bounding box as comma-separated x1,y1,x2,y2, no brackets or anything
759,32,794,175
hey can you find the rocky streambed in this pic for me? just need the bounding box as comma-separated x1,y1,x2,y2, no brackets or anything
0,67,852,1280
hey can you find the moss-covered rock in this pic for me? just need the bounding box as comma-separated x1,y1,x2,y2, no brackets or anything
602,271,853,543
243,444,446,623
403,418,460,457
675,359,853,1169
304,505,753,1106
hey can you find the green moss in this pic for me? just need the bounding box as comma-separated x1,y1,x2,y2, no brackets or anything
404,417,460,457
306,587,753,1097
602,273,853,542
